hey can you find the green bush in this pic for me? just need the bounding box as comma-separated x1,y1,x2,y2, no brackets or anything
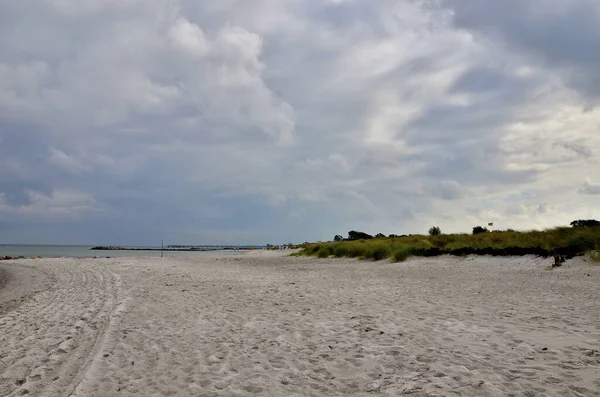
317,251,329,258
306,244,321,255
333,244,351,257
430,234,456,248
561,235,597,255
317,249,330,258
428,226,441,236
472,226,489,234
366,245,392,261
571,219,600,227
393,247,415,262
346,242,368,257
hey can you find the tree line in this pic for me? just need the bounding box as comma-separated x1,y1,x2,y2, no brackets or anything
332,219,599,241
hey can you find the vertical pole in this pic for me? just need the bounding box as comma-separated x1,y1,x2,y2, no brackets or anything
161,240,164,258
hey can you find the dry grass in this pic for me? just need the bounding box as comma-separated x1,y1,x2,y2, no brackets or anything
299,227,600,262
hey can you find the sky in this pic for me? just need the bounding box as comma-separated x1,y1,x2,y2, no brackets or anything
1,0,599,245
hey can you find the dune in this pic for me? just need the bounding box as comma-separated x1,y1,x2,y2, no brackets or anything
1,253,599,396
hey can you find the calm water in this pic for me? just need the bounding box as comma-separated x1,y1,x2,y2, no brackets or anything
0,245,253,259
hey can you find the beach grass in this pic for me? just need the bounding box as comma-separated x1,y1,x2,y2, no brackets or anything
298,226,600,262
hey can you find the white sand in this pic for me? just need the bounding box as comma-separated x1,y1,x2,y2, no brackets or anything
1,253,599,396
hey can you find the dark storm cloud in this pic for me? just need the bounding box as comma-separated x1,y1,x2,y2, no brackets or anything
446,0,600,100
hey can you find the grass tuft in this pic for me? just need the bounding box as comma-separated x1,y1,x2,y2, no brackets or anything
366,244,392,261
393,247,415,262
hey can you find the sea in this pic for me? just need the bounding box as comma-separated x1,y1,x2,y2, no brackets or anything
0,245,256,259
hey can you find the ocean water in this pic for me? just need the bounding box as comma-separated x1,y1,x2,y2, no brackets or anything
0,245,253,259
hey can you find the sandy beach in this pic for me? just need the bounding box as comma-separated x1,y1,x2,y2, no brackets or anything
1,252,599,396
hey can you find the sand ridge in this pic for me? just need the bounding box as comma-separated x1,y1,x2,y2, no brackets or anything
0,262,53,316
0,254,599,396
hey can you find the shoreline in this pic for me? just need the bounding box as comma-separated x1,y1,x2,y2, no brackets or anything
0,248,268,260
90,246,258,252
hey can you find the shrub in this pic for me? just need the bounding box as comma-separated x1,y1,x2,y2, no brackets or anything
346,242,367,257
430,234,456,248
348,230,373,240
570,219,600,228
557,235,597,257
306,244,321,255
473,226,489,234
333,244,351,257
428,226,441,236
416,239,433,249
393,247,415,262
317,249,330,258
366,245,392,261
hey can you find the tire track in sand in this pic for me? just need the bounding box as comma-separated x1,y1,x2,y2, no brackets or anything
0,258,125,397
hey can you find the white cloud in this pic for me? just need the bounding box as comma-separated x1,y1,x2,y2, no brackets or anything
48,0,146,15
0,189,101,219
579,181,600,195
48,148,89,174
169,18,210,57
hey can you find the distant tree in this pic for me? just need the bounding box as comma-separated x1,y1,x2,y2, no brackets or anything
388,234,399,238
472,226,489,234
428,226,441,236
333,235,344,242
347,230,373,241
375,233,386,238
570,219,600,227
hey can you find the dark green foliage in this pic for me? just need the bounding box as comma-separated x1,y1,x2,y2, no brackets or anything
375,233,386,238
306,244,321,255
428,226,441,236
333,244,350,257
472,226,489,234
348,230,373,240
555,235,597,257
430,234,456,248
317,249,330,258
570,219,600,227
366,245,391,260
347,242,367,257
447,246,551,257
334,235,344,242
315,244,335,258
393,247,415,262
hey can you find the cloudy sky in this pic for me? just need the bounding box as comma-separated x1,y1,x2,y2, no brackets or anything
1,0,599,245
